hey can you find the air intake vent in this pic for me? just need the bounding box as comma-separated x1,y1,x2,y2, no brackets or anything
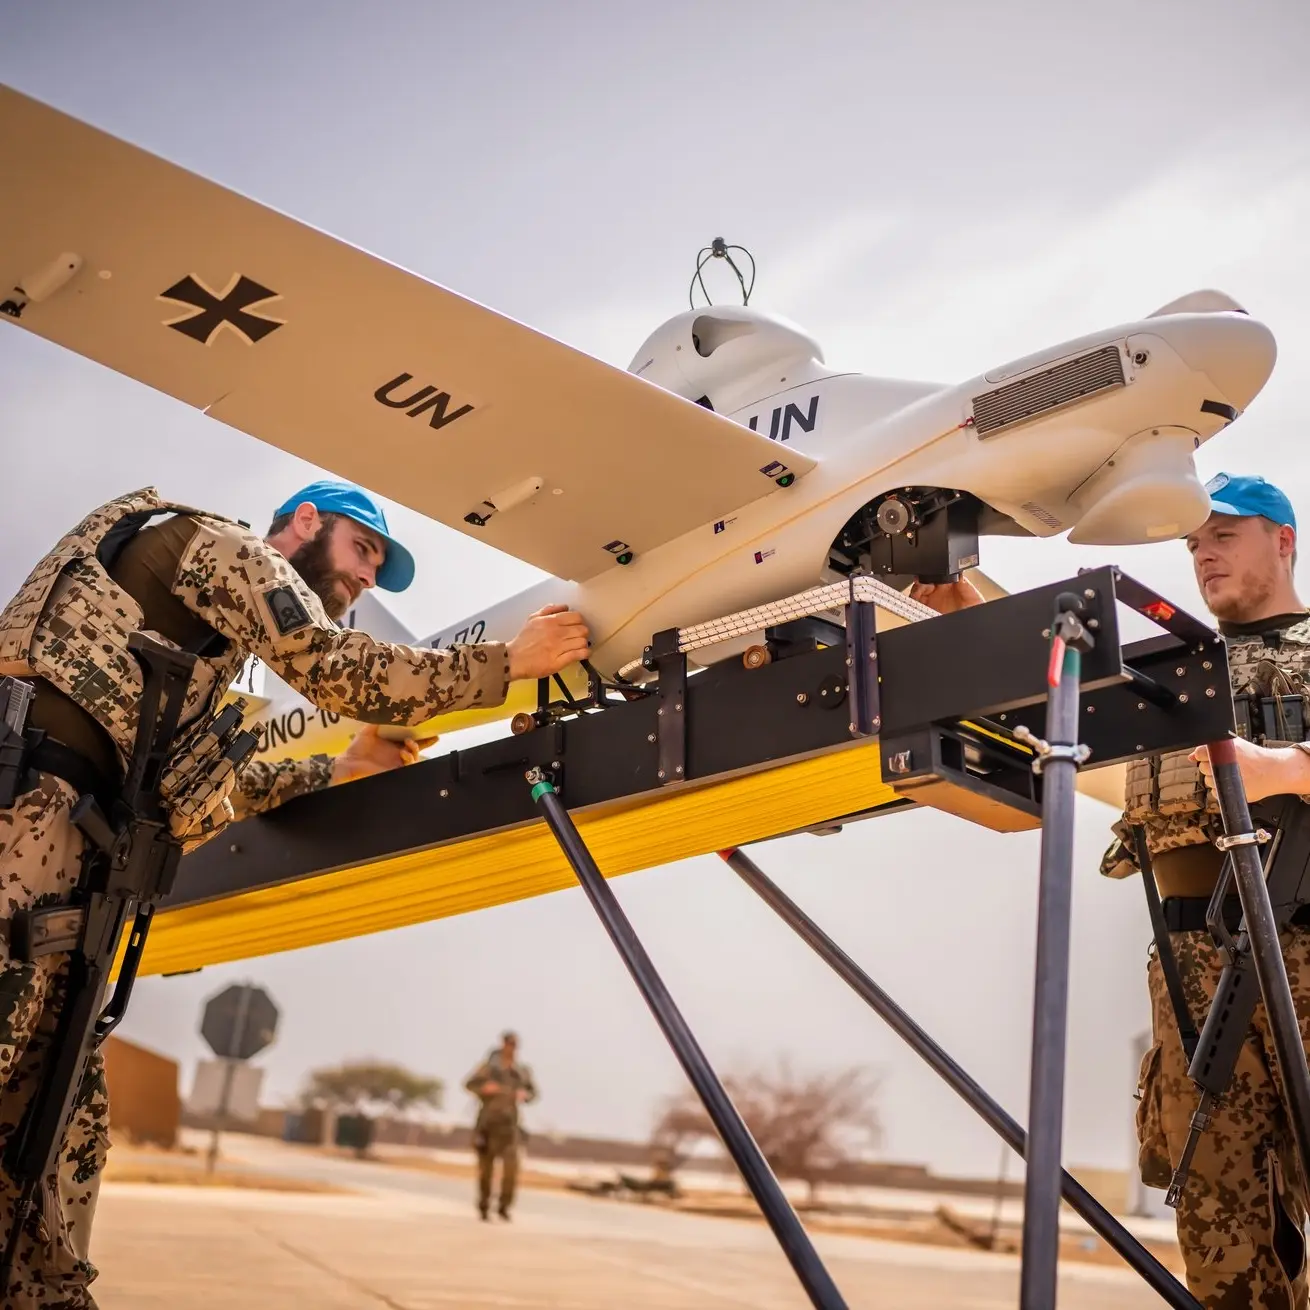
971,345,1126,438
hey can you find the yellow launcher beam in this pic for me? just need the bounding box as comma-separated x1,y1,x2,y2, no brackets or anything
137,740,906,977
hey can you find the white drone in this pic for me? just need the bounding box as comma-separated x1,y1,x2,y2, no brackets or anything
0,85,1277,769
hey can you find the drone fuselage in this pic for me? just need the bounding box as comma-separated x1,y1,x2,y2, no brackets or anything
433,305,1270,665
244,300,1274,757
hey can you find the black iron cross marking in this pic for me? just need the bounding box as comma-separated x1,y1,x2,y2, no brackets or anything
158,274,285,346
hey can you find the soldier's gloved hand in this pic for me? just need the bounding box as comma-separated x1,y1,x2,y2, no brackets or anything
331,724,422,786
506,604,591,680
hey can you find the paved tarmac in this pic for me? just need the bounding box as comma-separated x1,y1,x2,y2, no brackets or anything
87,1137,1186,1309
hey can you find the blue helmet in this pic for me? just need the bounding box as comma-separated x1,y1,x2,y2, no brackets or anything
273,480,416,592
1204,472,1297,532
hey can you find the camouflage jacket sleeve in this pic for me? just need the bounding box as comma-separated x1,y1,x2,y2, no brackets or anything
465,1061,493,1097
231,755,334,822
172,518,509,725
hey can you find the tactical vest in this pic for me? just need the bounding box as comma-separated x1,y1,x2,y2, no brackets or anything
1122,617,1310,857
0,486,249,789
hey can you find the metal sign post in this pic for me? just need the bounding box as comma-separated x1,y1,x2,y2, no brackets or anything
198,981,279,1173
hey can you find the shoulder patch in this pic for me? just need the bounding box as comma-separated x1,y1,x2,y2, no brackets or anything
264,586,311,637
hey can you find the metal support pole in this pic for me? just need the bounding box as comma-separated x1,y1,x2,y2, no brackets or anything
720,846,1200,1310
527,770,847,1310
206,984,251,1175
1207,741,1310,1189
989,1144,1011,1252
1017,596,1092,1310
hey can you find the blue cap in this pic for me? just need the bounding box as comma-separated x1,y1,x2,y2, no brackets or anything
273,480,415,592
1204,472,1297,532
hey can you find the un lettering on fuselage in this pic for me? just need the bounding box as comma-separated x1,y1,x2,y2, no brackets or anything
745,394,820,444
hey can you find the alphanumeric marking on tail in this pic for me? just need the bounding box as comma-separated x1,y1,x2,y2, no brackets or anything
159,274,285,345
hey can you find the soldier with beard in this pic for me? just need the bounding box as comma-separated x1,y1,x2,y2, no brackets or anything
0,479,589,1308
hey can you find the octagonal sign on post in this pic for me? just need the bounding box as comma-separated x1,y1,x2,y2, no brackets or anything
199,982,279,1172
201,983,279,1061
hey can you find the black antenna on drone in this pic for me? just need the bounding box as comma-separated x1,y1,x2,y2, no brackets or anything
689,237,756,309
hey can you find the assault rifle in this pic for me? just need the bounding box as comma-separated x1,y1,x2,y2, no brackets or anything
0,632,247,1292
1147,772,1310,1207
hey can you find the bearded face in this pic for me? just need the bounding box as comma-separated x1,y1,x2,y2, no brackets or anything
286,516,362,620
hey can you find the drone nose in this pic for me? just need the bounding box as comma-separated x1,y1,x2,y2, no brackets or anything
1137,311,1278,415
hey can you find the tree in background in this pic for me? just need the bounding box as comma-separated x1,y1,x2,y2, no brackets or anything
648,1098,709,1179
302,1060,444,1116
650,1058,882,1203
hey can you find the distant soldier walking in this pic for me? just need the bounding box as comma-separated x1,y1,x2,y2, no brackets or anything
465,1031,537,1221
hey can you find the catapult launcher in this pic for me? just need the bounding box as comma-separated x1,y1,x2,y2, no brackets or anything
162,560,1310,1310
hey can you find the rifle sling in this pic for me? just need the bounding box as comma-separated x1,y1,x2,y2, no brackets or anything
1131,826,1201,1064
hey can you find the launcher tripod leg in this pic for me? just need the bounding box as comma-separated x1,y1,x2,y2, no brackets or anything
525,768,848,1310
1015,596,1094,1310
719,846,1201,1310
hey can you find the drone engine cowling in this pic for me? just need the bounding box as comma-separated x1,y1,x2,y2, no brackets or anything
627,307,831,415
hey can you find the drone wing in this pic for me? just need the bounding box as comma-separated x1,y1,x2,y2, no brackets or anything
0,84,815,582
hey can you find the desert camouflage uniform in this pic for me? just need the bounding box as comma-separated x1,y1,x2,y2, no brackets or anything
0,487,509,1307
1103,616,1310,1307
230,755,334,823
465,1052,537,1217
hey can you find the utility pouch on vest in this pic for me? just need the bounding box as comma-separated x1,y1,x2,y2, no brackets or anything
160,698,259,828
0,677,35,810
1236,692,1308,747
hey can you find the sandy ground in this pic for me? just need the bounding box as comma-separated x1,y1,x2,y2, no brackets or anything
322,1142,1186,1275
83,1135,1188,1309
107,1132,1183,1274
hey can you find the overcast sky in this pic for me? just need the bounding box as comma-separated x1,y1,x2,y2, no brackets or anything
3,1,1310,1186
